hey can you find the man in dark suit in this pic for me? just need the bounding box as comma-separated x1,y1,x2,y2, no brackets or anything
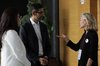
19,3,51,66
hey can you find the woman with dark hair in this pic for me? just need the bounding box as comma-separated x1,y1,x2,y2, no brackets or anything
0,7,31,66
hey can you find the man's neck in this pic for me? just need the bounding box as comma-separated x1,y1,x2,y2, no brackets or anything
31,17,39,23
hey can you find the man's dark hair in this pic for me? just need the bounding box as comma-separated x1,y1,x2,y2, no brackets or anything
31,3,43,11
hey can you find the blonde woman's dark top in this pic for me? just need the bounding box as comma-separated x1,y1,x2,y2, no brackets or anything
67,29,98,66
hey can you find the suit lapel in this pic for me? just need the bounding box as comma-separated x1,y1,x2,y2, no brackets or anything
39,22,44,40
28,21,38,39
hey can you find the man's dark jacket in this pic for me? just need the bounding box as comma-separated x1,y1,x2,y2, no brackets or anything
19,20,51,66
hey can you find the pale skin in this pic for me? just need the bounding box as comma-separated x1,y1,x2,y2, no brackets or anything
31,8,45,23
17,14,21,25
39,56,48,66
57,15,93,66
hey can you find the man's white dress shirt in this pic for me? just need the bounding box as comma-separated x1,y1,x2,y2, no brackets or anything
30,18,43,56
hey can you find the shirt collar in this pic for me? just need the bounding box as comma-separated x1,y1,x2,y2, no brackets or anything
30,17,39,25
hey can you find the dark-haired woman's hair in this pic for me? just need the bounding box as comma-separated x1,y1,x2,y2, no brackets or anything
0,7,19,49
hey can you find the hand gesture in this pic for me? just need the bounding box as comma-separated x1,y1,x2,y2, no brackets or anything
39,57,48,66
56,34,69,42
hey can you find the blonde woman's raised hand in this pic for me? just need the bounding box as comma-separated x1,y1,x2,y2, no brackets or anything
56,34,69,43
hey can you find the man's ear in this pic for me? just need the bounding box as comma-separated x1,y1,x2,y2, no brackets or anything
32,10,37,15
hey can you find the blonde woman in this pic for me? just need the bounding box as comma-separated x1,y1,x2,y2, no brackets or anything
57,13,98,66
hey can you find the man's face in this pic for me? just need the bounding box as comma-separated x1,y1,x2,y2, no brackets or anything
32,8,45,22
36,8,45,20
37,8,45,20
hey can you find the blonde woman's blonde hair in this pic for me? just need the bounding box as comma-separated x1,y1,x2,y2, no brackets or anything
82,13,98,31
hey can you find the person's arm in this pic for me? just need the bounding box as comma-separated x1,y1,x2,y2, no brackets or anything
87,31,98,66
57,34,80,51
5,30,31,66
19,24,41,63
19,26,28,48
44,25,51,57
